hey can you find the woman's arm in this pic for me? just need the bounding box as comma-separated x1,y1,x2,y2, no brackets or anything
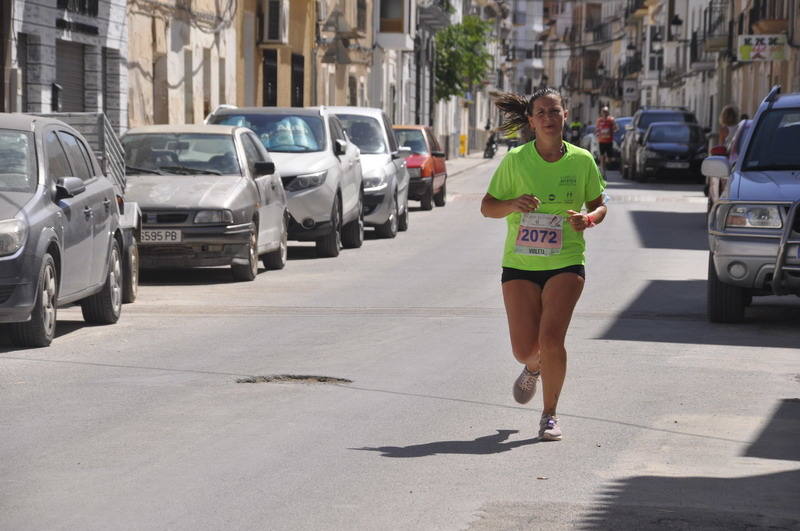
481,193,540,218
566,195,607,232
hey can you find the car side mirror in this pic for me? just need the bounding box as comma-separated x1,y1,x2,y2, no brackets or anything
253,161,275,176
55,176,86,200
625,124,633,131
334,139,347,156
431,151,446,158
701,156,731,178
394,146,412,160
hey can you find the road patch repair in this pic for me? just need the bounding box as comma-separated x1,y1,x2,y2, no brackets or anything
236,375,352,384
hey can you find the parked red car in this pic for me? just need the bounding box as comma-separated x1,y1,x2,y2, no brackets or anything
393,125,447,210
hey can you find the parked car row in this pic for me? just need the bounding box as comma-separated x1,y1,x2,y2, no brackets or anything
0,106,450,348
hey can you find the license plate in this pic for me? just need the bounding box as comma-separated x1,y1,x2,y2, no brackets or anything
140,229,182,244
665,162,689,169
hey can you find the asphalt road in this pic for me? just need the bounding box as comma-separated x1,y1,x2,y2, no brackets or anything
2,159,799,530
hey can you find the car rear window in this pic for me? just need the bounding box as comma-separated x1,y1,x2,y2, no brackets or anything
335,114,388,154
212,113,326,153
639,112,694,129
647,124,704,143
0,130,36,193
743,109,800,171
395,129,429,154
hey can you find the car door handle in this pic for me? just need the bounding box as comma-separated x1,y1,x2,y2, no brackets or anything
83,206,92,219
103,198,111,212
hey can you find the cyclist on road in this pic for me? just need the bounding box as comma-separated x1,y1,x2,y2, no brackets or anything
482,88,607,441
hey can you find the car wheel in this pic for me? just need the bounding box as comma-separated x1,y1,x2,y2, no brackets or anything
316,196,342,258
263,213,288,270
342,195,364,248
398,195,409,232
375,192,398,239
122,239,139,304
9,253,58,348
232,225,259,281
420,182,434,211
433,178,447,207
81,239,123,324
707,253,745,323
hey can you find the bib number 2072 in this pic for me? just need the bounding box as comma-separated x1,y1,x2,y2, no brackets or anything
515,213,563,256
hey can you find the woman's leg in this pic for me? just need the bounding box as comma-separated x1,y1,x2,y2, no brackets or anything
501,279,543,371
538,273,585,416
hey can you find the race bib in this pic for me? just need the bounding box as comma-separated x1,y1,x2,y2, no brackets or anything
515,213,563,256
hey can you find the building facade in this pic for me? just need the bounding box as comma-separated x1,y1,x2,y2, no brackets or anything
7,0,128,130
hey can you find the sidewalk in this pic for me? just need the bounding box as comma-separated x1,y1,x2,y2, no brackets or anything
446,150,495,178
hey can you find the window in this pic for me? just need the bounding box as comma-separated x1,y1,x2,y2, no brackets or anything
184,48,194,124
241,134,265,175
336,114,387,154
291,54,304,107
0,131,36,193
212,113,326,153
357,0,367,32
262,49,278,106
45,131,72,180
380,0,403,32
58,132,93,181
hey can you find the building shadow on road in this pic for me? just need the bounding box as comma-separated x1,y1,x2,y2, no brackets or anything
577,399,800,530
600,279,800,348
351,429,539,458
628,210,708,251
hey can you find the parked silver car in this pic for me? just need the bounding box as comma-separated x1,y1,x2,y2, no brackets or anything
702,86,800,322
329,106,411,238
208,107,363,257
122,124,288,281
0,114,124,347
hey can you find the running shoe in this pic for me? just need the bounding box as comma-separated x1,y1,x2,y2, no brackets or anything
513,366,540,404
539,414,562,441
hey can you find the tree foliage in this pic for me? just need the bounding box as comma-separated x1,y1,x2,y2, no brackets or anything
434,16,493,102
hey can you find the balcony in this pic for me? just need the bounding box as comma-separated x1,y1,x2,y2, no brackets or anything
752,19,788,35
57,0,98,16
620,53,642,77
377,1,414,51
419,0,451,31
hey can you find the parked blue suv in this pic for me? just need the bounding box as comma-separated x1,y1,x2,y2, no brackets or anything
702,86,800,322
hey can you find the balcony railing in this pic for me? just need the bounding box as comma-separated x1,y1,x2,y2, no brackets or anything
57,0,98,16
620,53,642,77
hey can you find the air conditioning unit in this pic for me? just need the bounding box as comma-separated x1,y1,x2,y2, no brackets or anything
260,0,289,44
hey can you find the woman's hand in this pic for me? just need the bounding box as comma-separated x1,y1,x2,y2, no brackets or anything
508,194,541,213
566,210,591,232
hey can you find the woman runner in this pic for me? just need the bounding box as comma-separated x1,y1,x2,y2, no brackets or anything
480,88,607,440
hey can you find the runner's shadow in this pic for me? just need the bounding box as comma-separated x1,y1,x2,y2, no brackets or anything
352,429,539,458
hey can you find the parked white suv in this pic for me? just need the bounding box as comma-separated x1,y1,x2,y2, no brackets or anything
329,107,411,238
209,107,363,257
702,86,800,322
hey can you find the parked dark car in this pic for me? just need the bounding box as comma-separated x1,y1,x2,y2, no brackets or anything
122,124,288,281
0,114,124,347
393,125,447,210
621,107,699,180
633,122,708,182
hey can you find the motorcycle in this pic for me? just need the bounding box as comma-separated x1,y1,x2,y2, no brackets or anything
483,134,497,159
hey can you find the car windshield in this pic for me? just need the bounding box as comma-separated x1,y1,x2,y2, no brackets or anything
647,124,703,143
743,109,800,170
640,112,694,130
123,133,241,175
336,114,387,154
0,130,36,193
395,129,428,154
213,114,325,153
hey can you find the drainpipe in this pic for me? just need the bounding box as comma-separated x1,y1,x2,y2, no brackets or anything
0,0,10,112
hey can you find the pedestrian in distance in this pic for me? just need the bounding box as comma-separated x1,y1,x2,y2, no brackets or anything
594,106,616,175
718,104,739,146
481,87,607,441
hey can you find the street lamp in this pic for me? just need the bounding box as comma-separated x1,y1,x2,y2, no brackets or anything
669,14,683,41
